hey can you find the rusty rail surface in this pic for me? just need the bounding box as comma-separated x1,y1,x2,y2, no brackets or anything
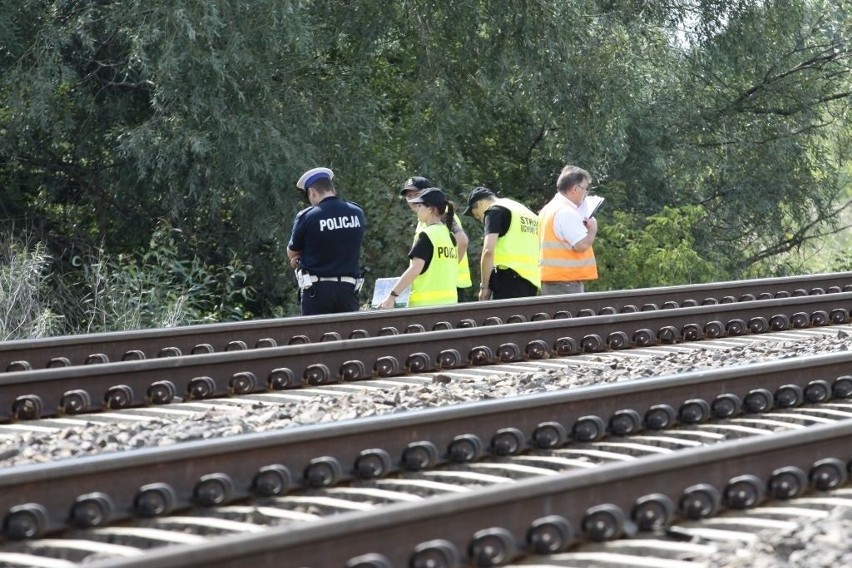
2,272,850,372
1,350,849,543
1,292,850,422
84,420,852,568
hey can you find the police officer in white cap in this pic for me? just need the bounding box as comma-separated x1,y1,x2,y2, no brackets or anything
287,167,366,315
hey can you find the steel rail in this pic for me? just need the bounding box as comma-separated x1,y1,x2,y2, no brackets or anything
2,292,850,422
5,423,851,568
83,419,852,568
1,350,849,542
2,272,850,372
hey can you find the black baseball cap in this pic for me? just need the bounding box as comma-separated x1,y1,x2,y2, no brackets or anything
399,176,431,196
462,186,496,216
407,188,448,207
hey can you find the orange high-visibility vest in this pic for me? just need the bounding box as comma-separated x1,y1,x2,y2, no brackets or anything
539,198,598,282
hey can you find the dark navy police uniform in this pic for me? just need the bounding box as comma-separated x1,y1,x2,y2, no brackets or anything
288,194,366,315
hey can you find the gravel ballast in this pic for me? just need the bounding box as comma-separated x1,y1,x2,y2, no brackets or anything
0,330,850,566
1,331,848,467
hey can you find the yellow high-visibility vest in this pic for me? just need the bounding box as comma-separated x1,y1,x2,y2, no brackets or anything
489,198,541,288
415,214,471,288
409,224,459,307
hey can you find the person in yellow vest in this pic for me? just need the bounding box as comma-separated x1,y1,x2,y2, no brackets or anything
462,187,541,300
538,165,598,294
399,176,472,301
378,188,459,308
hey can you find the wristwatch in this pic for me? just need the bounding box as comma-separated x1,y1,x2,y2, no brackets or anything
390,290,399,297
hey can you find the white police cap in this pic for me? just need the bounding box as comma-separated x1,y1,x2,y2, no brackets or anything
296,167,334,191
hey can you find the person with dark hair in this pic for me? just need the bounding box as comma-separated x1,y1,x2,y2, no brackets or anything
287,167,366,315
379,188,459,308
399,176,472,301
463,186,540,300
538,165,598,295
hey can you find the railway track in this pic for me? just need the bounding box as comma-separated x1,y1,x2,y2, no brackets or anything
507,489,852,566
2,289,850,423
1,398,850,566
5,487,852,567
140,422,850,568
0,274,849,567
0,323,843,448
2,272,850,373
1,345,850,564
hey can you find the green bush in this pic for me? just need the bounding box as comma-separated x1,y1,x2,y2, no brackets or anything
0,224,256,339
592,205,723,291
53,223,255,334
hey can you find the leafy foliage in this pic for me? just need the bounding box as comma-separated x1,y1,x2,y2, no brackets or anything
594,205,721,290
53,223,255,333
631,0,852,270
0,225,254,337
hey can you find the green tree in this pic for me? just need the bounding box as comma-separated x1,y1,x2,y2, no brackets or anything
0,1,318,315
616,0,852,274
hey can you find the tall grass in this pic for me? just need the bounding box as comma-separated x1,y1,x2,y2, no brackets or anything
0,224,254,340
0,232,62,340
